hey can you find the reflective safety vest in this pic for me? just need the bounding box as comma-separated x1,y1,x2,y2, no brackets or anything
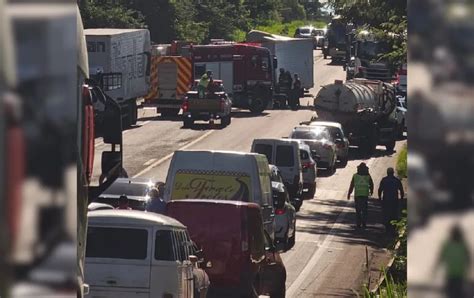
353,174,370,197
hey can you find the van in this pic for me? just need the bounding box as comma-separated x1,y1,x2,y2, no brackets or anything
251,139,303,200
164,150,275,240
166,200,286,298
84,210,195,298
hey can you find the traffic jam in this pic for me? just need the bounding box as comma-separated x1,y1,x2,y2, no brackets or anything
82,20,407,298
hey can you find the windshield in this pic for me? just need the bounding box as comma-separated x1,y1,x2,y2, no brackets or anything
103,182,150,197
299,28,311,34
313,30,325,36
291,129,330,140
358,41,390,60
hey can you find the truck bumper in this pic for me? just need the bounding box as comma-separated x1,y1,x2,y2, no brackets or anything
183,113,226,121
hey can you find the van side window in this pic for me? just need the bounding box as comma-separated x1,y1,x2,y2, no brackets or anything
254,144,273,163
276,145,294,167
155,230,175,261
86,227,148,260
172,230,189,262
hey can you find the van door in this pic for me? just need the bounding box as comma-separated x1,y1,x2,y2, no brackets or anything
275,144,297,185
150,228,190,297
85,226,152,292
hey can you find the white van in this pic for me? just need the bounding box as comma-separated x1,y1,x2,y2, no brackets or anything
164,150,275,240
85,210,195,298
251,139,303,200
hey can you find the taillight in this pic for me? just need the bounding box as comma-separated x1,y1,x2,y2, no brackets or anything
182,100,189,113
275,209,285,215
303,161,315,169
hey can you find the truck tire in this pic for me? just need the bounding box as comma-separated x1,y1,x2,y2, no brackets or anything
339,156,348,167
221,115,231,127
249,98,265,114
183,118,193,128
385,140,396,152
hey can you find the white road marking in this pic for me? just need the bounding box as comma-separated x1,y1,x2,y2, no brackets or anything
286,201,351,297
143,158,157,166
132,130,215,178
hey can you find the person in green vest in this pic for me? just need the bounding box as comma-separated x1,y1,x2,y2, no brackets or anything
436,224,471,298
198,70,212,98
347,162,374,229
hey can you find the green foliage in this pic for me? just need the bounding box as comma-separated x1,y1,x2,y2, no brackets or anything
363,270,407,297
80,1,145,29
396,144,407,178
255,20,327,37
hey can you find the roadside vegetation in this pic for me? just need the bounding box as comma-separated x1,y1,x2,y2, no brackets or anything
396,144,408,178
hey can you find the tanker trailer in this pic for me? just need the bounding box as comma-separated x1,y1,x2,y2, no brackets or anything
312,79,397,153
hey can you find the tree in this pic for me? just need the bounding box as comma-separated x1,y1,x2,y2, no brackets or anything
280,0,306,22
80,0,145,29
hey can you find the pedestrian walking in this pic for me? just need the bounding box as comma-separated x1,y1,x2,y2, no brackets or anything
435,225,471,298
347,162,374,229
378,167,404,234
146,182,167,214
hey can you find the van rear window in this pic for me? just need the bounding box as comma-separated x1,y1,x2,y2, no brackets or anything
253,144,273,163
276,146,294,167
86,227,148,260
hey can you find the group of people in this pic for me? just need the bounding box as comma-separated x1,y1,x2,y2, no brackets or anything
278,68,303,110
116,182,166,213
347,162,404,233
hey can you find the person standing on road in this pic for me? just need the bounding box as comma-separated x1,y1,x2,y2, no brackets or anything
347,162,374,229
435,225,471,298
378,167,404,234
292,73,302,110
146,183,167,214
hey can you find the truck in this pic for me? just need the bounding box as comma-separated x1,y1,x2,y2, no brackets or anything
142,42,193,117
246,30,315,90
346,30,395,81
182,80,232,128
85,28,151,128
191,43,276,114
312,79,398,153
323,16,352,61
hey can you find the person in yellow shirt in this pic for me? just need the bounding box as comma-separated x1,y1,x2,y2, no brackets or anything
347,162,374,229
198,70,212,98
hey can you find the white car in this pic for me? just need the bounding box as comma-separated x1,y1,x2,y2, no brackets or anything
395,95,407,137
298,142,317,199
269,165,297,251
306,121,349,166
289,126,338,172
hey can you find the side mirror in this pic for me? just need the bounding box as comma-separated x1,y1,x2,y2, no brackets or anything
273,56,278,69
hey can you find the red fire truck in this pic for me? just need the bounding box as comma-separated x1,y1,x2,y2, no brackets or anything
192,43,277,113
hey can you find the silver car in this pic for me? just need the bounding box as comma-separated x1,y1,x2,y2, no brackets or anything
289,126,338,172
298,142,317,199
269,165,297,251
307,121,350,166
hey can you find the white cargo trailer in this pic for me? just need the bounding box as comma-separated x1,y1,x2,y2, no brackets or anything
85,28,151,127
247,30,314,89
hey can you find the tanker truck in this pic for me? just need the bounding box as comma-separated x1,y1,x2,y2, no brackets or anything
312,78,397,153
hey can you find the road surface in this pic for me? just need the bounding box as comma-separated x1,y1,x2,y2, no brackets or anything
92,50,406,296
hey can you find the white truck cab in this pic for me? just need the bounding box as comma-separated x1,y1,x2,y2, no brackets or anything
85,210,195,298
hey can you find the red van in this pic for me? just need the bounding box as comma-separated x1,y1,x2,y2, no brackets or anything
166,199,286,298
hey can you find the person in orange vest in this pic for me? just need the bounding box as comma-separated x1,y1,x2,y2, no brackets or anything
347,162,374,229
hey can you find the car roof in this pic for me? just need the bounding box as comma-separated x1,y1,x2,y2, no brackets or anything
88,210,185,228
293,125,327,131
253,138,300,145
168,199,260,209
308,121,342,129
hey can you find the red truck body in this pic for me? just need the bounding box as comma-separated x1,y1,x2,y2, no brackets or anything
191,44,275,113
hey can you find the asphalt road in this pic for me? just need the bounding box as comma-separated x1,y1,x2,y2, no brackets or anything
92,50,406,297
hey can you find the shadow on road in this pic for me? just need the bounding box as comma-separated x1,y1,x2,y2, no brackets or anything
137,115,182,122
181,122,227,131
231,111,270,118
348,147,396,161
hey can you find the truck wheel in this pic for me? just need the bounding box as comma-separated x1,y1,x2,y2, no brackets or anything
339,156,348,167
288,232,295,250
249,98,265,114
385,140,396,152
183,118,193,128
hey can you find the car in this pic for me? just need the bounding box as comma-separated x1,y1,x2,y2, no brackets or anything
312,28,327,49
305,121,349,166
251,138,304,201
294,26,319,49
166,200,287,298
289,126,338,172
95,177,155,210
297,142,318,199
269,166,297,251
85,210,197,298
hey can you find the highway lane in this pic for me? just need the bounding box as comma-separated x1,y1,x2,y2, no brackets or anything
92,50,404,296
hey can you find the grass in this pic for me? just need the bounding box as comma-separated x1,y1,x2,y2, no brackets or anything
231,19,328,42
362,270,407,298
396,144,407,178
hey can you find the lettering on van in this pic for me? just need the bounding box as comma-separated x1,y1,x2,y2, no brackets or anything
172,171,251,201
